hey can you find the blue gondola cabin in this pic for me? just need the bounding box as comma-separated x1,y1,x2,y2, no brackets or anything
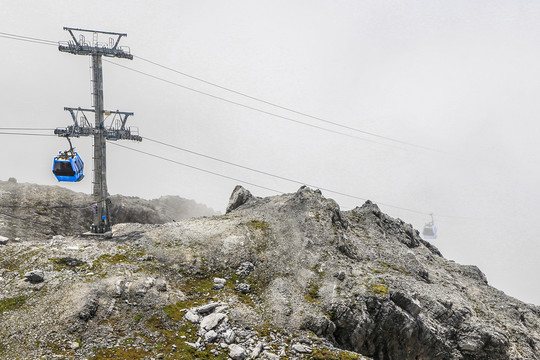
52,151,84,182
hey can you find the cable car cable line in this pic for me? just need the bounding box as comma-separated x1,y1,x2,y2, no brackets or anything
0,132,56,137
0,31,57,45
107,141,282,194
0,34,57,47
135,55,440,153
0,127,55,131
104,60,403,150
111,139,432,216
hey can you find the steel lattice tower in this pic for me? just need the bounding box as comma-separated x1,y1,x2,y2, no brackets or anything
56,27,142,233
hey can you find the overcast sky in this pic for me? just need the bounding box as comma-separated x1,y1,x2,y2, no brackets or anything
1,1,539,305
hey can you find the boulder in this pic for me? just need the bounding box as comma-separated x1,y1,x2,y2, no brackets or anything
226,186,254,213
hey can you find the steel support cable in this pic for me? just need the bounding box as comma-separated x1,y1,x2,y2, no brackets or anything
0,31,57,44
0,132,56,137
0,32,460,219
0,34,57,47
104,60,414,151
135,55,440,153
0,127,55,131
107,141,282,193
144,136,374,202
114,139,429,216
0,203,93,209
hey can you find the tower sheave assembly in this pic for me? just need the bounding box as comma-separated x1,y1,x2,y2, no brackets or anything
55,27,142,233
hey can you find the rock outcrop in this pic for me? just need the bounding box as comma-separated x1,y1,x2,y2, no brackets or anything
0,185,537,359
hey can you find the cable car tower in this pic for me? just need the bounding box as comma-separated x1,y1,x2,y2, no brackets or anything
55,27,142,234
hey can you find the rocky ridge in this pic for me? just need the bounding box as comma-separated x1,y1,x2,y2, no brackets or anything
0,184,538,359
0,179,218,239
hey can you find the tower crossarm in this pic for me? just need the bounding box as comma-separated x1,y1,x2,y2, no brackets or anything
59,27,133,59
56,107,141,141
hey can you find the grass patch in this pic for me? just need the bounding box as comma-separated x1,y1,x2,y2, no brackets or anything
309,348,362,359
380,262,409,275
0,295,27,315
92,347,151,359
306,281,322,303
246,220,271,253
246,220,270,235
368,283,389,296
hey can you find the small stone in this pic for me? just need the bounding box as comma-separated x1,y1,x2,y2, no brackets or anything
235,283,250,294
184,310,200,324
194,302,221,314
251,341,264,358
291,344,311,353
228,344,247,360
223,329,236,344
0,236,9,245
70,341,80,350
155,279,167,292
78,297,98,321
236,262,255,277
213,278,226,290
334,270,346,281
200,312,227,331
262,350,280,360
24,270,44,284
215,305,229,313
204,330,218,343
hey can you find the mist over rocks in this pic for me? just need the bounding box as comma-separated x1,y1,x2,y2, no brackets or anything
0,180,218,239
0,184,538,359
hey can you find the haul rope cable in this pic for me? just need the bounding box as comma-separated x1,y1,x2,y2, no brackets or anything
135,55,440,152
105,60,416,152
111,140,433,216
